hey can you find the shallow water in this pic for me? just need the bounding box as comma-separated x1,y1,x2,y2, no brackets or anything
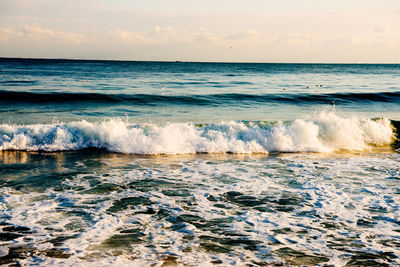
1,151,399,266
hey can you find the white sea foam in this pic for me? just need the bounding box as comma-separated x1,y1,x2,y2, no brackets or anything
0,112,395,154
2,153,400,266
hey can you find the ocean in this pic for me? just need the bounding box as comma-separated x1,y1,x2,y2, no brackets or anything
0,58,399,266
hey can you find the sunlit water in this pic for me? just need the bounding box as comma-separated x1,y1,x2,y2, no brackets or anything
0,59,399,266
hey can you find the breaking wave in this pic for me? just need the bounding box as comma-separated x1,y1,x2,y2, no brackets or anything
0,112,396,154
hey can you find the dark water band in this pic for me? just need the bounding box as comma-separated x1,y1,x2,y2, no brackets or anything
1,90,400,106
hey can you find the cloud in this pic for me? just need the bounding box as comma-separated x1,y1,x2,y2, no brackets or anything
1,19,399,62
109,30,151,44
108,26,187,46
103,26,400,54
147,26,184,45
20,23,54,37
194,28,222,44
226,29,261,41
0,27,13,42
18,23,87,44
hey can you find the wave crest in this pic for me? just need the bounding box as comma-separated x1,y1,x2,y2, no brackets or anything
0,112,395,154
1,90,400,106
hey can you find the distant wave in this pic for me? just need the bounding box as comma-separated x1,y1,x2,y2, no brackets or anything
1,90,400,106
0,80,38,86
0,112,396,154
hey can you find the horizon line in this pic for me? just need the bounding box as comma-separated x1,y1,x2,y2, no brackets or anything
0,56,399,65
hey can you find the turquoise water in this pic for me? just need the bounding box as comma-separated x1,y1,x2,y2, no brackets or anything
0,58,399,266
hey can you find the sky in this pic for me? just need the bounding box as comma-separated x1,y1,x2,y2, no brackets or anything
0,0,400,62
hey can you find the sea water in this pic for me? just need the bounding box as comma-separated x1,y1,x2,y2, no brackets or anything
0,58,399,266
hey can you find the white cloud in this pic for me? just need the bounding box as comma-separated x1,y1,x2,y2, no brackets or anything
106,27,270,48
226,29,261,41
149,26,182,44
109,30,151,44
1,19,399,62
0,27,13,42
20,23,54,38
194,28,222,44
18,23,87,44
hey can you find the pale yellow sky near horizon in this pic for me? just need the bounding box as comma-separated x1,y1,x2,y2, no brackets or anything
0,0,399,62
